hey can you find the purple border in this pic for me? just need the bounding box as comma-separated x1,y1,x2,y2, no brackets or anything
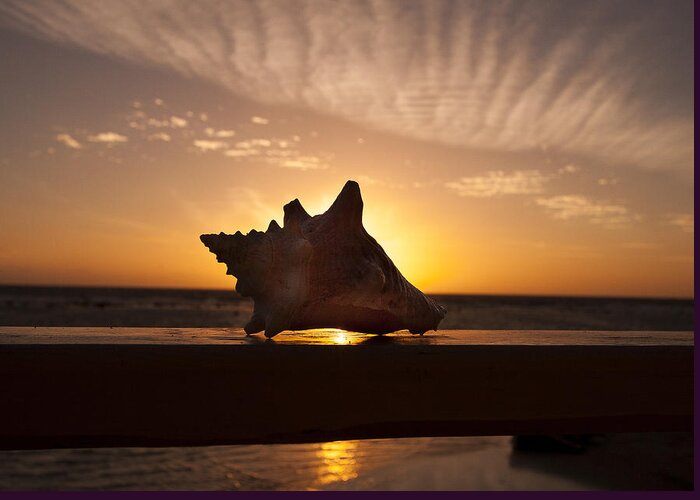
0,491,696,498
0,0,697,497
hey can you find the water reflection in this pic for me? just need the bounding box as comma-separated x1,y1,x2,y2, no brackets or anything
315,440,359,486
2,435,685,490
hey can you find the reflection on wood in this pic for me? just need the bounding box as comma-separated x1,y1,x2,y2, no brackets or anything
0,326,693,346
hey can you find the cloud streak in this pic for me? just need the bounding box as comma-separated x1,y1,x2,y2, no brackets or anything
147,132,171,142
446,170,548,198
667,214,693,234
205,128,235,138
251,116,269,125
87,132,128,144
3,0,691,174
55,133,81,149
47,98,333,171
535,195,633,227
193,139,228,152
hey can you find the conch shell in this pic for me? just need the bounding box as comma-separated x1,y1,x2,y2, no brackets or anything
200,180,446,337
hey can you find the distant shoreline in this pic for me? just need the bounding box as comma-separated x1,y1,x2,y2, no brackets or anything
0,285,693,331
0,284,693,303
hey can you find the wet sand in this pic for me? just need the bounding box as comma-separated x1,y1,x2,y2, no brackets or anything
0,434,692,490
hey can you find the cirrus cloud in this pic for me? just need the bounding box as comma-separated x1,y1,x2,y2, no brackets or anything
0,0,692,175
446,170,549,198
535,195,633,227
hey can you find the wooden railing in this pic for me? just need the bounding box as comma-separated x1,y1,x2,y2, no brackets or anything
0,327,693,450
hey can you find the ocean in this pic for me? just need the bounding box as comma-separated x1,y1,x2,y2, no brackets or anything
0,286,693,490
0,285,693,330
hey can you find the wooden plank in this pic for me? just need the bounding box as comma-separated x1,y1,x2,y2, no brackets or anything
0,328,693,450
0,326,693,345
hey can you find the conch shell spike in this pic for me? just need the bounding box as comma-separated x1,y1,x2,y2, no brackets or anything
283,199,310,227
325,179,363,227
266,220,282,233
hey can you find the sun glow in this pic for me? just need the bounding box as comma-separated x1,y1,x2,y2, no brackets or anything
301,189,448,292
315,441,359,486
0,0,692,299
327,329,349,345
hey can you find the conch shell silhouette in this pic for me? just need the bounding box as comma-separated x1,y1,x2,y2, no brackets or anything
200,180,446,337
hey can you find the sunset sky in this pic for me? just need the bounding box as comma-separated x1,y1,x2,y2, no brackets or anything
0,0,693,297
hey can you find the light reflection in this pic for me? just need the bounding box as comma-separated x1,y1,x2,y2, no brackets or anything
327,328,349,345
288,328,372,345
315,440,359,486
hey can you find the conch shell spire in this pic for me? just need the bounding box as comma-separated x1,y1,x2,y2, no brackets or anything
201,180,446,337
283,199,311,227
326,179,363,227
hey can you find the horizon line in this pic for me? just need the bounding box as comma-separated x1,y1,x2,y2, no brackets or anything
0,282,693,302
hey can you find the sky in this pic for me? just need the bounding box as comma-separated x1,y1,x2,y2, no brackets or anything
0,0,694,298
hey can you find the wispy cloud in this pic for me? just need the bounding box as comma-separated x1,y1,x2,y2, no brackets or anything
193,139,229,152
147,132,171,142
558,164,579,175
170,116,188,128
130,112,189,130
280,156,326,170
251,116,269,125
667,213,693,233
87,132,128,144
48,97,333,171
205,128,235,138
446,170,548,198
55,133,81,149
1,0,690,174
535,195,632,227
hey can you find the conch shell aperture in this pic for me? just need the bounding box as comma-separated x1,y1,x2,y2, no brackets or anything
200,180,446,337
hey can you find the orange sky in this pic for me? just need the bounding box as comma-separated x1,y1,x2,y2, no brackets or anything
0,0,694,298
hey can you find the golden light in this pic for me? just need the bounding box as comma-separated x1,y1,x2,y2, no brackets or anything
315,440,359,486
301,189,449,292
326,328,349,345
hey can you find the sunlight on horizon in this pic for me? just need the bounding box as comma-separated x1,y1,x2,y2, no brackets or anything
328,329,349,345
0,0,693,298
